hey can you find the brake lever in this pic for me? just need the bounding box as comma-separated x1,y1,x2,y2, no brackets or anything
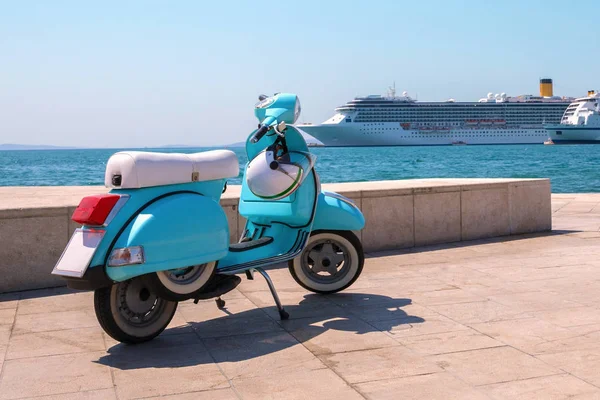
273,121,287,138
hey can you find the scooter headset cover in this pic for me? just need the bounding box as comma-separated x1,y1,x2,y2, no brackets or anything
246,146,315,200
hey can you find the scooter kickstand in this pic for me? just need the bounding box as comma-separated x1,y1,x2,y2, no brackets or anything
252,267,289,320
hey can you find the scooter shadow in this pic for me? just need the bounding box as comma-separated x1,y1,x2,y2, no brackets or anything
96,293,425,371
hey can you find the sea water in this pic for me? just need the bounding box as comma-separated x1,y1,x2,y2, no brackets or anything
1,145,599,193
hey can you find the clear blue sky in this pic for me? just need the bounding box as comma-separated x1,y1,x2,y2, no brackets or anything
1,0,597,148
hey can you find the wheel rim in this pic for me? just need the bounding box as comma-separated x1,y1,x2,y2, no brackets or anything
301,238,351,284
116,279,167,327
161,264,208,286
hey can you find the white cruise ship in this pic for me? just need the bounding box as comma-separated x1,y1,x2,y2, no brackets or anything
298,79,574,146
544,91,600,144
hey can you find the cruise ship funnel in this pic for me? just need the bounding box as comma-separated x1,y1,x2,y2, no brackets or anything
540,78,553,97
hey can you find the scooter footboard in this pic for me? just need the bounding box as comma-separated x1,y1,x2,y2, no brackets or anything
106,193,230,282
312,191,365,232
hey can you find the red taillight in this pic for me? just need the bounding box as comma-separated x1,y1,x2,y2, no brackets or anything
72,194,121,226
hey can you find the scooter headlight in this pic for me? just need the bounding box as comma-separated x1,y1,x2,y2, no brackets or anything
294,97,301,123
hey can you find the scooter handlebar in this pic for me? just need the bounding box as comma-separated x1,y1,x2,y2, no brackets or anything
250,124,270,144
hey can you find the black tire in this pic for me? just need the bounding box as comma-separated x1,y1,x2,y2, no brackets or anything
94,278,178,344
288,230,364,294
142,262,217,302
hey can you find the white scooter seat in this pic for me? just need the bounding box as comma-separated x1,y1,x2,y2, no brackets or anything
105,150,239,189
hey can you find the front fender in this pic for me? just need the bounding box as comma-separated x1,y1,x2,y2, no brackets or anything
106,193,229,282
312,191,365,232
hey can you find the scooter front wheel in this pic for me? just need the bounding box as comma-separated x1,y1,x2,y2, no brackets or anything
94,278,178,344
288,230,364,294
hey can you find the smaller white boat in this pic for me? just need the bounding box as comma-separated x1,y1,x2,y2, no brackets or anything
545,91,600,143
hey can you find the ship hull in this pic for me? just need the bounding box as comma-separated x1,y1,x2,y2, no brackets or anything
545,125,600,144
298,123,550,146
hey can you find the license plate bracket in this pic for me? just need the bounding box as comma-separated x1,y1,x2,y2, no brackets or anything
52,229,105,278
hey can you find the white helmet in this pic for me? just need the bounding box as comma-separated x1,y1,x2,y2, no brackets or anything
246,150,315,200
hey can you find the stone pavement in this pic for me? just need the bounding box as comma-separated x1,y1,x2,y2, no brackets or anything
1,193,600,399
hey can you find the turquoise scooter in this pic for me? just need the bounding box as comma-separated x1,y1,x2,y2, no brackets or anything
52,93,365,344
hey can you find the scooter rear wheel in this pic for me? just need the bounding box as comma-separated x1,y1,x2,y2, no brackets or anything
94,278,178,344
288,230,364,294
144,262,217,302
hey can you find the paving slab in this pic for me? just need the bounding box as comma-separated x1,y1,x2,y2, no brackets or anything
537,348,600,388
12,309,98,335
374,312,470,338
18,389,118,400
529,329,600,355
428,300,534,324
470,317,583,355
486,291,584,312
0,351,113,399
16,291,93,315
480,374,600,400
1,194,600,398
355,372,491,400
6,327,105,360
231,368,364,400
318,345,442,384
337,295,435,323
282,316,400,355
0,325,11,346
188,310,284,339
99,337,229,400
396,328,504,355
0,309,16,326
429,346,560,386
408,287,487,306
568,323,600,336
0,345,5,377
203,330,325,380
144,388,239,400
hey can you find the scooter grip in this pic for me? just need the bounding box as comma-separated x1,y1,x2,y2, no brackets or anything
250,125,270,143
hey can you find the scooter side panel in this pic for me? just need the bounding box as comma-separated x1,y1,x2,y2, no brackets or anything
312,192,365,231
86,180,226,271
105,193,229,282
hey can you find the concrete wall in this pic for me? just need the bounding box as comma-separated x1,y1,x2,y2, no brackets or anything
0,178,551,293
